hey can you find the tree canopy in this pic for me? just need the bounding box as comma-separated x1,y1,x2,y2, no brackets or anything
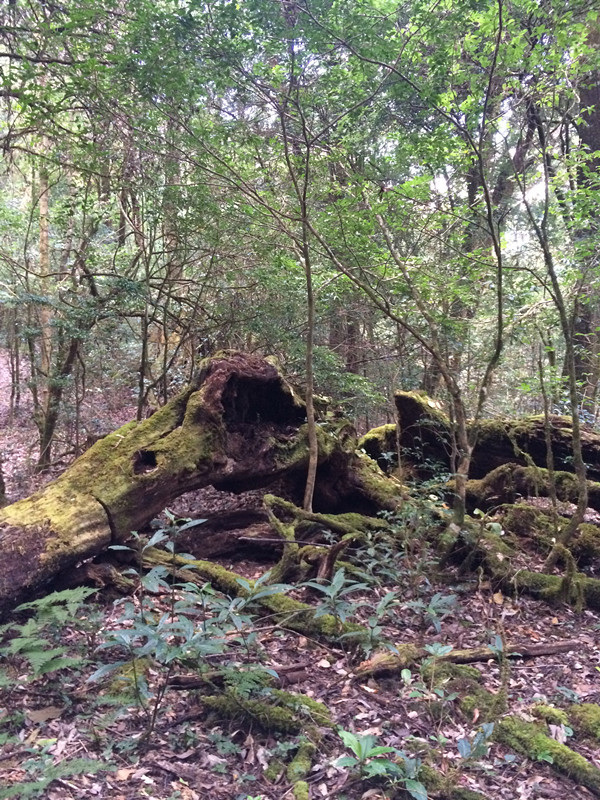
0,0,599,486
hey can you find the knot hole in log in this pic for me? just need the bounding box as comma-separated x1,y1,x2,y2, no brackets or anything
133,449,158,474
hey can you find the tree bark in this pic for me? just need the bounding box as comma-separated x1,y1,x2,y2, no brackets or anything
0,352,398,615
361,391,600,483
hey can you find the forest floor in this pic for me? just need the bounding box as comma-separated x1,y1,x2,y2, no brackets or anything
0,352,600,800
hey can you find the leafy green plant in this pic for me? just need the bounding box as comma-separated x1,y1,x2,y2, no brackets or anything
208,730,243,756
0,586,97,679
473,508,505,538
303,568,369,631
334,729,428,799
457,723,495,762
400,645,458,725
351,530,405,585
0,744,108,799
90,525,291,742
406,592,458,633
360,590,400,655
536,748,555,764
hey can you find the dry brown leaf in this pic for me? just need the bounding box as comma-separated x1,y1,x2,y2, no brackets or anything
549,724,568,744
169,782,199,800
115,768,136,781
50,738,67,757
27,706,64,723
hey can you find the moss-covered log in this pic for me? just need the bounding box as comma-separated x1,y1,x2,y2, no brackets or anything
355,639,579,678
444,524,600,610
201,687,331,733
464,463,600,513
362,392,600,481
0,352,400,615
360,393,450,476
495,717,600,796
447,673,600,797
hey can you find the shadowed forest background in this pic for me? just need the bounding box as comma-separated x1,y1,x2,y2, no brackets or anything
0,1,600,799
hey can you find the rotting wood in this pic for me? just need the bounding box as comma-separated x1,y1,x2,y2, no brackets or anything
361,392,600,481
168,662,310,690
0,352,400,616
355,639,580,678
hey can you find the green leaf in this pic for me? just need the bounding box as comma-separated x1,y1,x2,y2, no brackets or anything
333,755,358,768
363,758,399,777
366,746,397,757
405,779,428,800
144,530,168,550
87,661,127,682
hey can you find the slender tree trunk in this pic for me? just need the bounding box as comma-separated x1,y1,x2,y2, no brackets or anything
36,338,80,472
302,228,318,513
34,159,55,470
451,394,472,525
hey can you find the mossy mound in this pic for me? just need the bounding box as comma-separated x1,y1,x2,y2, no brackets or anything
572,525,600,565
496,716,600,796
201,688,331,734
500,503,560,542
570,704,600,740
532,704,569,726
358,424,397,471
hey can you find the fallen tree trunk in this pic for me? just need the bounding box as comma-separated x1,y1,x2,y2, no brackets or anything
463,463,600,513
360,392,600,481
0,352,399,615
356,639,580,678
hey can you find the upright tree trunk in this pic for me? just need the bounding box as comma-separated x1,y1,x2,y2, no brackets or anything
34,159,55,471
568,21,600,411
302,229,318,513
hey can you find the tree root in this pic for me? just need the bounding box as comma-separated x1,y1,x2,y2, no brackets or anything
143,547,369,643
258,494,389,584
444,525,600,610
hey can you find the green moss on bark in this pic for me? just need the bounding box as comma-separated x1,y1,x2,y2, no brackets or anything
532,704,569,726
570,704,600,740
358,424,397,468
286,740,317,783
496,716,600,796
201,689,330,734
292,781,309,800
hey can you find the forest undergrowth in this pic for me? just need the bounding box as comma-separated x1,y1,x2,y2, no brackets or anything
1,353,600,800
0,482,599,800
